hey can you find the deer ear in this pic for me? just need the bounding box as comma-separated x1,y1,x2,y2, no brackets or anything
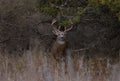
52,30,55,34
52,30,58,35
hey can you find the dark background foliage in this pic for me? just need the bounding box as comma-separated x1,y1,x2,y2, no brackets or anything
0,0,120,55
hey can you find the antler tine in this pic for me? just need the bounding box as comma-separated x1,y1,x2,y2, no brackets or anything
51,19,57,25
64,19,73,32
51,19,61,33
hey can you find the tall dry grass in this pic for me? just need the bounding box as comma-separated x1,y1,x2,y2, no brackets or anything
0,46,120,81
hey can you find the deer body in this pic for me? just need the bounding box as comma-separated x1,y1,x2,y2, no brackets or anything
51,38,68,60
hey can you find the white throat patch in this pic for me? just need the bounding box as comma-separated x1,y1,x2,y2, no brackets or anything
57,40,65,44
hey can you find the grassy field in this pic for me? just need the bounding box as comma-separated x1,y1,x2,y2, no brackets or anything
0,48,119,81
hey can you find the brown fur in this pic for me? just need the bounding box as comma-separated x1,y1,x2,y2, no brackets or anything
51,39,67,61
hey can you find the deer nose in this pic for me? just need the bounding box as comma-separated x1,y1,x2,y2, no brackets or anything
59,35,64,38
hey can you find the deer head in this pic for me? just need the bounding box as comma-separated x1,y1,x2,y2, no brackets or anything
51,19,73,41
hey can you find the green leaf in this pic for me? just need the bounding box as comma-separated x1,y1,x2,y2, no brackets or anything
17,63,23,71
59,21,69,26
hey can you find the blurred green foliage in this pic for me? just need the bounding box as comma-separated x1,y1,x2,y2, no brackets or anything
17,63,23,71
38,0,120,22
88,0,120,20
60,20,69,26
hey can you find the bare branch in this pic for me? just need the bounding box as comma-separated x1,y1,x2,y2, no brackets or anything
72,47,90,52
61,0,68,7
0,38,10,44
50,0,68,9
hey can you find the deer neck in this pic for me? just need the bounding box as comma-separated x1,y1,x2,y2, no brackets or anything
56,39,66,44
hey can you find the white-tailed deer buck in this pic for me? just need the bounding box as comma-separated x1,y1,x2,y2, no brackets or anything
51,19,73,61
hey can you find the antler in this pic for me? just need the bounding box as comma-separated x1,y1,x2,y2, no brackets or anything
51,19,57,25
51,19,61,35
51,18,73,34
64,19,73,32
